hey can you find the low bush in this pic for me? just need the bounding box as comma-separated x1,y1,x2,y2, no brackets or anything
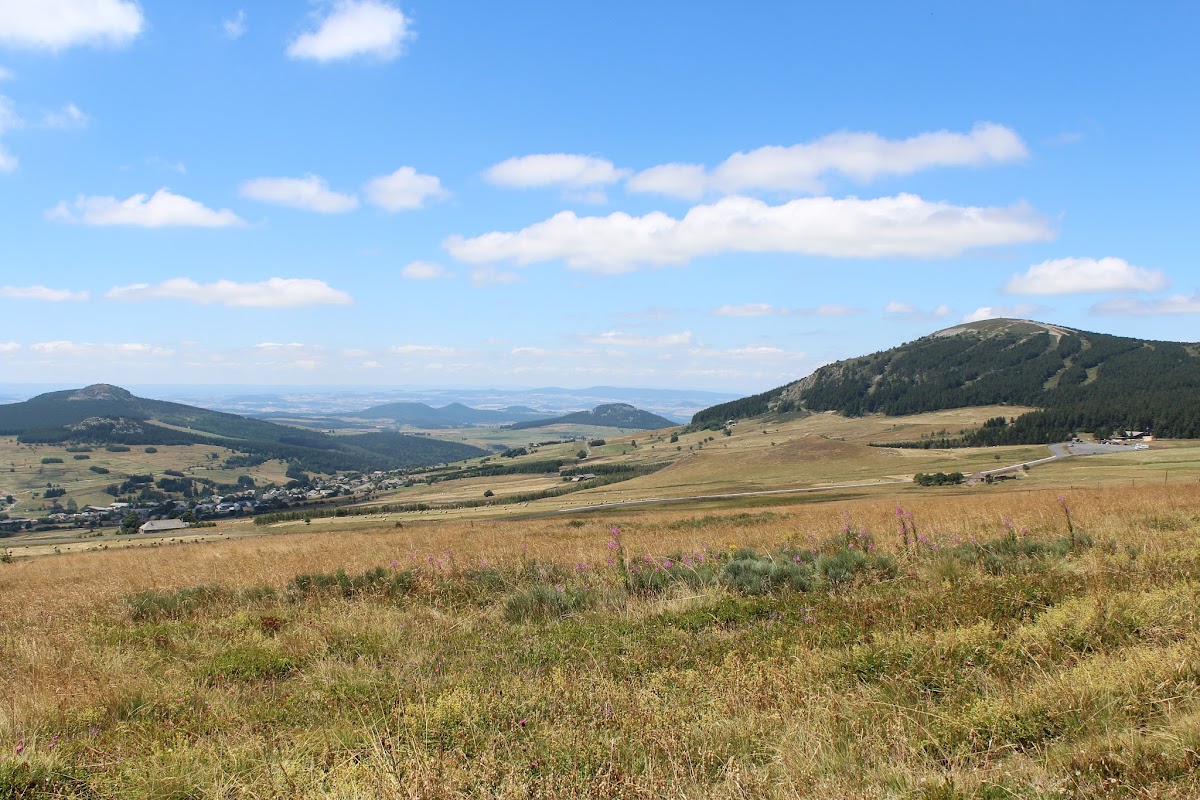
287,567,415,601
126,585,229,622
504,583,597,623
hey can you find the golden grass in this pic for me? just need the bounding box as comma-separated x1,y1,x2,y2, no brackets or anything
3,482,1200,797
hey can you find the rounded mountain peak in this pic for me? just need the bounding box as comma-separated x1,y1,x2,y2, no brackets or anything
68,384,135,402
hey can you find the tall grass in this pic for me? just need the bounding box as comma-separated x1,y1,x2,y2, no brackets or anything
3,483,1200,798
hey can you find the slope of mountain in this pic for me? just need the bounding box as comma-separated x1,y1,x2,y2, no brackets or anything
693,319,1200,442
0,384,488,472
352,401,552,427
507,403,676,431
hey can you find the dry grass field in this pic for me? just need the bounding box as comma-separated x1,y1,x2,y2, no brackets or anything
3,479,1200,798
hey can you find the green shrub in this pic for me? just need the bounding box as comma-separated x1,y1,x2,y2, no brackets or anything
287,567,415,601
627,553,718,596
721,550,816,595
504,584,597,623
40,457,63,464
126,585,229,622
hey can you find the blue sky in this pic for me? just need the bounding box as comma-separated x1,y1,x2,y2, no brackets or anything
1,1,1197,393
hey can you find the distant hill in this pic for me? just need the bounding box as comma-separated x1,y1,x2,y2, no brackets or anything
508,403,676,431
693,319,1200,443
0,384,488,473
353,401,552,427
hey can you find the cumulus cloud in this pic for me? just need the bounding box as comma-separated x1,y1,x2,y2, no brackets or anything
364,166,448,211
106,277,352,307
0,285,89,301
445,194,1053,273
0,0,144,50
626,163,708,201
49,188,245,227
240,174,358,213
1003,256,1168,295
484,154,629,199
962,304,1043,323
288,0,413,62
0,341,19,353
223,9,247,39
468,266,519,287
628,122,1028,199
401,261,454,280
1092,293,1200,316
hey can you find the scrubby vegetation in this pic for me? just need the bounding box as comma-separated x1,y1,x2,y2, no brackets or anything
3,485,1200,797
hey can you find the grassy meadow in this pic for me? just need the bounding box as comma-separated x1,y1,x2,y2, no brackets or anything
3,480,1200,798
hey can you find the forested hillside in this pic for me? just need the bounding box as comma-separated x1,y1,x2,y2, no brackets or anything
0,385,488,473
694,319,1200,442
508,403,675,431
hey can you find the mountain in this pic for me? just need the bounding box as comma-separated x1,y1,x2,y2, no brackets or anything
0,384,488,472
352,401,552,427
693,319,1200,442
507,403,677,431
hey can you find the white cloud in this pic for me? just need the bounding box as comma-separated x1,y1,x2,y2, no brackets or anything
713,302,862,318
41,102,87,129
28,340,173,357
629,122,1028,199
0,285,89,301
223,9,247,39
389,344,459,356
1003,256,1168,295
254,342,308,349
885,301,953,320
401,261,454,280
626,163,708,201
0,342,18,352
0,0,144,50
49,189,245,227
0,95,21,172
1092,293,1200,316
446,194,1053,273
240,174,358,213
484,154,629,192
106,277,353,307
364,166,448,211
287,0,414,62
581,331,694,347
813,304,863,317
714,303,775,317
469,266,519,287
0,67,13,81
963,304,1042,323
